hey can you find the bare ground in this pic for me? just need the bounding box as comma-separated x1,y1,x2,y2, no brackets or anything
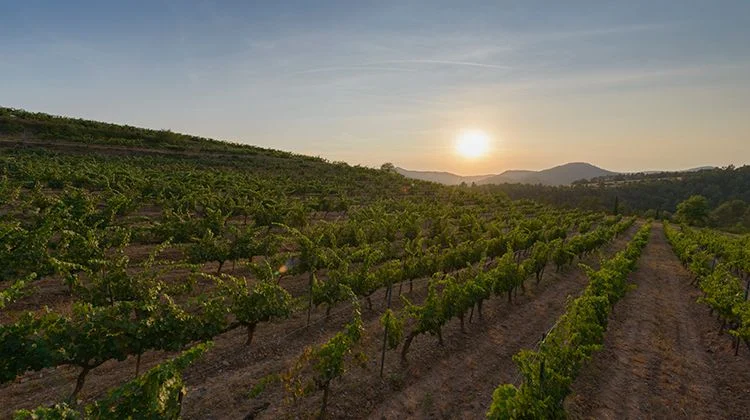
0,225,638,419
360,226,640,420
566,224,750,419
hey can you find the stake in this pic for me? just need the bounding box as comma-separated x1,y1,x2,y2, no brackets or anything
380,283,393,377
307,272,314,326
735,335,741,356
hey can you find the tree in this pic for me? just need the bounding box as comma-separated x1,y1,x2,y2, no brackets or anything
380,162,396,173
676,195,710,226
709,199,747,229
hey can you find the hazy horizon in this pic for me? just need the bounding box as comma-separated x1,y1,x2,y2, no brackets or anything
2,1,749,175
394,162,723,177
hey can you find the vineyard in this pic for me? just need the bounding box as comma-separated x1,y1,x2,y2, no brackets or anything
2,109,750,419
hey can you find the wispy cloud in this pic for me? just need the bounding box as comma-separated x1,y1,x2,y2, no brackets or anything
292,65,418,75
520,23,678,44
508,62,750,92
369,59,511,70
291,60,510,76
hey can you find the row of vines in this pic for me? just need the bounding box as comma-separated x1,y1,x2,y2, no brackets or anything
664,222,750,355
486,222,651,419
1,147,630,418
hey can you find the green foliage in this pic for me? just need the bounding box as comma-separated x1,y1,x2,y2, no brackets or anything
85,343,211,419
487,222,651,418
403,281,446,339
380,309,404,350
13,403,81,420
14,343,211,420
488,248,525,300
217,273,292,345
676,195,710,226
311,310,364,389
312,272,350,315
481,165,750,217
0,273,35,309
708,199,749,232
0,310,62,384
186,230,232,273
280,301,364,417
664,222,750,347
0,109,655,417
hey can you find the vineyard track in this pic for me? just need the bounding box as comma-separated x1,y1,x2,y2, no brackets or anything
0,224,635,419
565,224,750,419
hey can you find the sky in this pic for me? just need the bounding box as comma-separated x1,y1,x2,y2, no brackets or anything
2,1,750,175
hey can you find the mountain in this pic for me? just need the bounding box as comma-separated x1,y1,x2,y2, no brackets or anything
397,162,617,186
394,167,493,185
487,170,537,183
479,162,616,186
686,166,716,172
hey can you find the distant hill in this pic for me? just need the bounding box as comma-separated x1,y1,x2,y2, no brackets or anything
478,162,616,186
394,168,493,185
637,166,716,175
397,162,617,186
686,166,716,172
482,165,750,217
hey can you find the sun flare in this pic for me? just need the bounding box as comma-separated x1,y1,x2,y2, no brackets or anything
455,129,490,159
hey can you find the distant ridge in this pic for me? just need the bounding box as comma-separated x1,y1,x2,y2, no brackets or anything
396,162,616,186
393,168,493,186
478,162,616,186
638,166,716,175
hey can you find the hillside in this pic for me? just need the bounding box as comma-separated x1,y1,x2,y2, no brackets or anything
0,107,454,203
1,107,749,420
0,107,309,158
0,107,609,419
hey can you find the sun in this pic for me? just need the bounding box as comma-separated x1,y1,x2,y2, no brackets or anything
455,129,490,159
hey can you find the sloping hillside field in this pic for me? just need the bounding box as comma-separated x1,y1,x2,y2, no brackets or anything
1,109,749,419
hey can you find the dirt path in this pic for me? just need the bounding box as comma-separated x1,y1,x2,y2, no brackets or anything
566,224,750,419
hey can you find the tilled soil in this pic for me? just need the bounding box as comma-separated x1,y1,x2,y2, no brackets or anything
247,224,641,420
0,225,639,419
566,224,750,419
361,227,640,420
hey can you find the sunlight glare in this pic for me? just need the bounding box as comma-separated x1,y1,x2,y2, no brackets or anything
455,129,490,159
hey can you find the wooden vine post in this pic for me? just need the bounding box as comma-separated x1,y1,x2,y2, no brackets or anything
380,281,393,377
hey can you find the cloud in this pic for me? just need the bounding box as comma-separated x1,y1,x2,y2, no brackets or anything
291,65,418,75
512,62,750,92
520,23,679,44
368,59,511,70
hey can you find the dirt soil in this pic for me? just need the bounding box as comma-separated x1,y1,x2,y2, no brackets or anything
566,224,750,419
358,226,640,420
0,225,638,419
